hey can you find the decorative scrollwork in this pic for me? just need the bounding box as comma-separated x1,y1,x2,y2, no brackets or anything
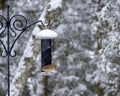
0,13,48,58
0,40,7,57
9,20,47,56
0,15,7,38
0,51,7,58
9,15,27,37
9,50,17,57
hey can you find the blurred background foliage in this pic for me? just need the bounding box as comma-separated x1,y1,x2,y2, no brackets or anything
0,0,120,96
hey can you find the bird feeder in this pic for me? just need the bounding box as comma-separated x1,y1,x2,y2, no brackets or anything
36,29,58,75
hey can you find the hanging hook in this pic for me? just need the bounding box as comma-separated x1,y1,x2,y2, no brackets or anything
37,20,50,30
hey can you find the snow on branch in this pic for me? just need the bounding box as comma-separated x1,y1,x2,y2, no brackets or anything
9,0,66,96
35,0,66,30
47,0,63,11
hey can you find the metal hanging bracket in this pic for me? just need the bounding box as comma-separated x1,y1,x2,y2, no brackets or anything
0,1,48,96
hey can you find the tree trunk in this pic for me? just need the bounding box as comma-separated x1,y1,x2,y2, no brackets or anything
9,0,66,96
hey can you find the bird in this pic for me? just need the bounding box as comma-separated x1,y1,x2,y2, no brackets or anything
41,64,57,72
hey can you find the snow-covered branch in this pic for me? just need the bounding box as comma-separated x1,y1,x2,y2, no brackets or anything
9,0,66,96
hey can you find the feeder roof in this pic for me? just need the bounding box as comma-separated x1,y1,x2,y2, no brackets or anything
36,29,58,39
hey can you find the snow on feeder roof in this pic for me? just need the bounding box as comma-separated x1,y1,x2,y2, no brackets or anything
36,29,58,39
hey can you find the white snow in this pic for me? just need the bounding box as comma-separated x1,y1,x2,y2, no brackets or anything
10,56,27,96
47,0,62,11
63,75,79,83
32,26,41,36
77,84,87,91
24,37,34,58
55,24,66,34
10,85,19,96
55,87,69,94
10,37,33,96
36,29,58,39
39,69,57,76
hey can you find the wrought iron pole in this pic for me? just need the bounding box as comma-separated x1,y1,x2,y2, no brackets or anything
6,5,10,96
